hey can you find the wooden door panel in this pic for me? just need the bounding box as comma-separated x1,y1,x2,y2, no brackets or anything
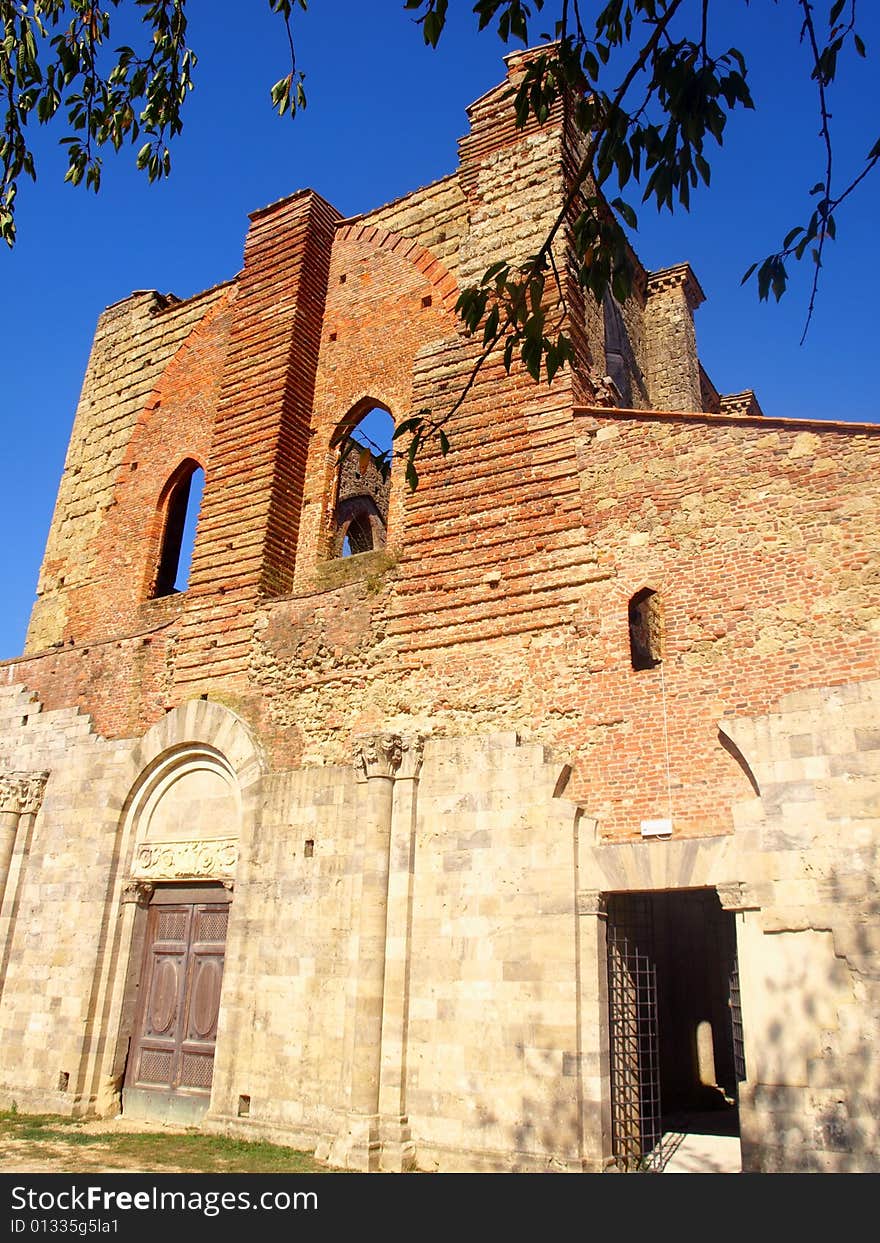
127,898,228,1099
142,952,185,1039
187,956,223,1041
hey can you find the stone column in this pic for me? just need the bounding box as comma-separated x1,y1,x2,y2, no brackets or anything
575,888,612,1171
378,734,424,1172
331,734,401,1171
0,771,48,910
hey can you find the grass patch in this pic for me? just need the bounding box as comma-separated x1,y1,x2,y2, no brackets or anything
0,1111,333,1174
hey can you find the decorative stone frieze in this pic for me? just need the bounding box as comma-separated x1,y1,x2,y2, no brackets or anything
131,837,238,881
354,734,403,781
0,772,49,816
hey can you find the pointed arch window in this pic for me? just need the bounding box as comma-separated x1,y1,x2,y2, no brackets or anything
329,403,394,559
151,460,204,597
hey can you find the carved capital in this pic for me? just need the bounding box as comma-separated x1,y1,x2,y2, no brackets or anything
396,735,425,782
121,879,154,907
0,771,49,816
132,837,238,882
576,890,607,918
716,881,761,912
354,734,402,781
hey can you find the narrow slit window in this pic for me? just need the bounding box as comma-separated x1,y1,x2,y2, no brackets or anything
629,588,663,670
153,462,204,597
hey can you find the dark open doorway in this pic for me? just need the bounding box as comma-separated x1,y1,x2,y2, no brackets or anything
606,888,743,1171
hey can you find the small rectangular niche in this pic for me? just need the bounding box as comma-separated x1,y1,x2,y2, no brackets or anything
57,1071,70,1092
237,1095,250,1117
304,840,315,858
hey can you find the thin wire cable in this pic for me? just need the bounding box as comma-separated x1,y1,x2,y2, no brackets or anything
659,659,674,827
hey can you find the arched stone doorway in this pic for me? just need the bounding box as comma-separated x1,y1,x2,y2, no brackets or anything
90,701,262,1125
121,744,240,1124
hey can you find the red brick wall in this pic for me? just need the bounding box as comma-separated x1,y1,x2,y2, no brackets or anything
247,407,880,840
66,289,234,642
170,190,340,693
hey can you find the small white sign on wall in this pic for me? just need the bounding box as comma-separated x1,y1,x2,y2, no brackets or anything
641,818,673,838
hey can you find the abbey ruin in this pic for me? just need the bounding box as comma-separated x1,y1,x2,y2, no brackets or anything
1,49,878,1172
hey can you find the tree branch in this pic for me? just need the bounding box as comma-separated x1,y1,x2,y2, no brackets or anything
798,0,834,343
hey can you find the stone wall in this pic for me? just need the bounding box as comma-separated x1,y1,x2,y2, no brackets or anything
1,682,875,1170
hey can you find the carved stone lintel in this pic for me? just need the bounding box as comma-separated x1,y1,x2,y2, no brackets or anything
717,881,761,912
121,879,154,907
132,837,238,882
576,890,607,918
0,771,49,816
354,735,403,781
396,735,425,782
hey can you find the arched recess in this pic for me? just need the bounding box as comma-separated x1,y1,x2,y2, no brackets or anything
327,398,395,559
149,458,205,597
78,700,262,1120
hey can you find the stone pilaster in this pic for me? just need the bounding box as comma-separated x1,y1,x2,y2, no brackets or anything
0,772,48,910
575,888,612,1171
331,734,403,1170
378,734,424,1172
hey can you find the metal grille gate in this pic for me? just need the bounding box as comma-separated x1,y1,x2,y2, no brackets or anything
606,895,664,1171
729,949,747,1085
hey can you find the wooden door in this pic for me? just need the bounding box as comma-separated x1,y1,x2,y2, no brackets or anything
126,899,228,1104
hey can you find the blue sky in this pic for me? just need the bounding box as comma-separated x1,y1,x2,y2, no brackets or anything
2,1,878,659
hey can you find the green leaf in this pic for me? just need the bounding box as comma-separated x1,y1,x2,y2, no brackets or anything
392,416,423,440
